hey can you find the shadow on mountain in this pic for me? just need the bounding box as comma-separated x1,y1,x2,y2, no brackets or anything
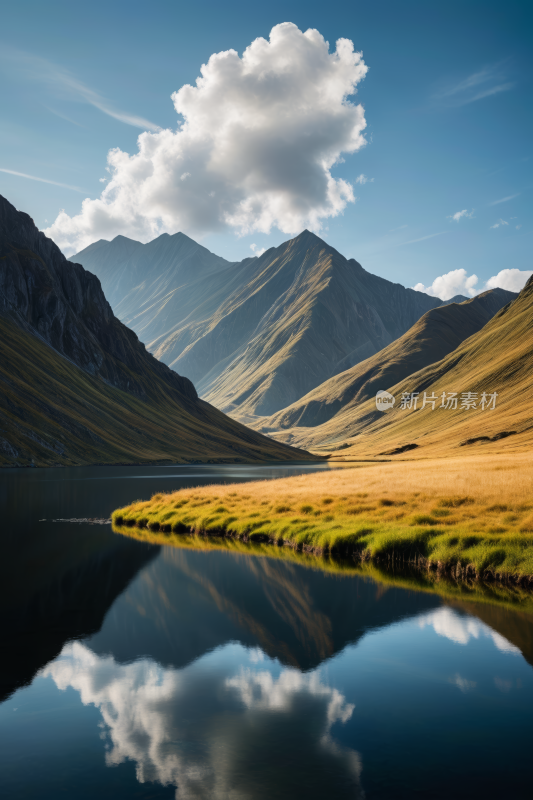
0,523,159,702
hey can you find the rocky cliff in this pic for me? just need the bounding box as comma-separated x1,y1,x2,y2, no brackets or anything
0,196,196,404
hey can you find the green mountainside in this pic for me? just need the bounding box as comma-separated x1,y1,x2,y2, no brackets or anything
0,195,312,466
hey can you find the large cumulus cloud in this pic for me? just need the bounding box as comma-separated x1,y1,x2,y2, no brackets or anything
45,23,368,255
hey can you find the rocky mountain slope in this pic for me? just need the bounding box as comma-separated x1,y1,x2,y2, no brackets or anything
256,288,516,438
0,195,312,466
74,230,443,418
285,277,533,458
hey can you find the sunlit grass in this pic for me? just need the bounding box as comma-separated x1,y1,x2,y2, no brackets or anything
113,453,533,581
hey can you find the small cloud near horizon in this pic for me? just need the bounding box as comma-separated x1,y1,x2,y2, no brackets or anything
355,173,374,184
490,218,509,229
414,267,532,300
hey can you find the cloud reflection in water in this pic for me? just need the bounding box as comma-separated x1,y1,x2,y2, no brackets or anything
417,608,521,653
43,642,363,799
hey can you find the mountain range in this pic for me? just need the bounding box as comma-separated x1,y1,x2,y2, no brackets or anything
254,287,516,443
4,193,527,466
73,231,458,419
0,195,310,466
284,276,533,458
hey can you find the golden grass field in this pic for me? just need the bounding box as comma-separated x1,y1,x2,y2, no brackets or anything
113,452,533,582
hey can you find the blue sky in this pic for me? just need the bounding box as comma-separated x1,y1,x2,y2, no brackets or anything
1,0,531,297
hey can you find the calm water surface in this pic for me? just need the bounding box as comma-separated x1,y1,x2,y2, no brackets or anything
1,464,532,799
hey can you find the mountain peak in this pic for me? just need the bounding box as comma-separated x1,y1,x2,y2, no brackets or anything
293,229,324,243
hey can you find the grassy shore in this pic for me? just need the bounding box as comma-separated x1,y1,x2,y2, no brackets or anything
110,528,533,616
112,453,533,584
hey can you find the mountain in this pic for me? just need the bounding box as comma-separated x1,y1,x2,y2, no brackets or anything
70,231,232,318
255,288,517,439
278,277,532,457
74,230,443,418
0,195,313,466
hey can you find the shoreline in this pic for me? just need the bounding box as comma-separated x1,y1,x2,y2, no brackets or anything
111,453,533,588
112,519,533,589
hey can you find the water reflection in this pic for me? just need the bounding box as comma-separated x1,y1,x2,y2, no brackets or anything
2,464,533,798
44,642,363,799
87,546,440,671
417,608,522,653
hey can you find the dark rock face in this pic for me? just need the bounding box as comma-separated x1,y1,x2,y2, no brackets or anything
0,195,196,403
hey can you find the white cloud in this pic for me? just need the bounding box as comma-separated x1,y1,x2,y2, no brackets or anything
0,167,84,193
484,268,532,292
1,46,160,132
355,173,373,184
447,209,474,222
488,193,520,206
434,63,514,107
43,641,363,798
250,243,266,257
414,265,531,300
417,608,521,653
413,268,478,300
490,218,509,229
516,224,522,230
43,23,368,255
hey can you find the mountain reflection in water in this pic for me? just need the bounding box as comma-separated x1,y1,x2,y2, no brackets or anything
2,465,533,799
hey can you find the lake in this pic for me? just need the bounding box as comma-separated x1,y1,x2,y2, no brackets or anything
1,464,532,799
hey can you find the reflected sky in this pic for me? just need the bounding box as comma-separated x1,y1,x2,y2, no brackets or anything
4,604,528,800
2,464,533,799
417,607,522,653
43,642,362,799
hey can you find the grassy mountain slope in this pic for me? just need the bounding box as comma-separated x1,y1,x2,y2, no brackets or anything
255,288,516,435
0,312,313,466
0,195,313,466
271,277,533,457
